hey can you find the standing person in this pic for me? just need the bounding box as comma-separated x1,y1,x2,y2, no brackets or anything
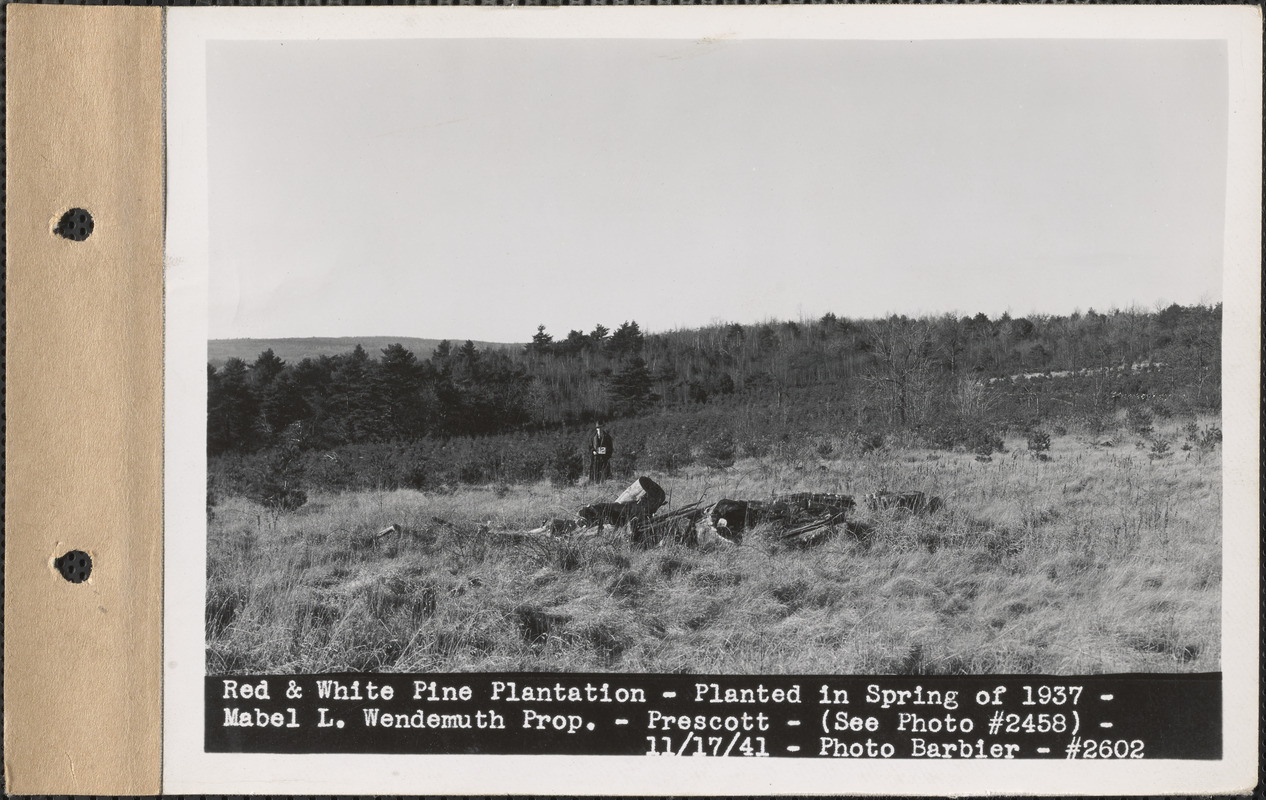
589,421,614,483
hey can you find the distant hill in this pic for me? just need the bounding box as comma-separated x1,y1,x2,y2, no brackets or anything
208,336,521,367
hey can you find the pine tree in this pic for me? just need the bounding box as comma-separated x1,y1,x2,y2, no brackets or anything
457,340,481,375
608,321,644,359
247,441,307,516
609,356,655,416
289,356,337,447
330,344,383,443
528,325,554,355
379,343,426,438
250,348,286,390
557,330,588,356
433,339,453,365
208,358,260,454
260,370,308,436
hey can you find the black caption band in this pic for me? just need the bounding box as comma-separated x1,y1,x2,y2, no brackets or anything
207,672,1219,759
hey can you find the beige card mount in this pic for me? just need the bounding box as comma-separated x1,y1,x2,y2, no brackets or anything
4,5,164,795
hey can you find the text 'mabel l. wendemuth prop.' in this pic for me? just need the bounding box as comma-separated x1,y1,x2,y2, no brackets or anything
208,672,1220,759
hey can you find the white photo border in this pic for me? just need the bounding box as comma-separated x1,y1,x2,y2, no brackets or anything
164,6,1262,794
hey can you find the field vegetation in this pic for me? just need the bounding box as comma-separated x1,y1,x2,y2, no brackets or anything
207,304,1221,674
207,416,1221,675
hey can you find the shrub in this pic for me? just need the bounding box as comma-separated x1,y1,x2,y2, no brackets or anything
1026,430,1052,453
610,433,644,478
1189,424,1223,455
362,450,403,490
547,440,585,486
207,453,258,497
1199,426,1223,448
699,432,737,470
457,459,489,485
644,432,694,474
1182,420,1201,444
1080,412,1114,436
739,438,771,459
401,458,429,490
926,419,1003,455
504,448,548,484
1126,406,1154,437
856,431,886,454
246,445,307,514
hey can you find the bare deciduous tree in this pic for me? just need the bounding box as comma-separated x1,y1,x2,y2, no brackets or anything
863,316,936,427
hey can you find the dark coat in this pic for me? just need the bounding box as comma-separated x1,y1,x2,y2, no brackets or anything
590,429,614,458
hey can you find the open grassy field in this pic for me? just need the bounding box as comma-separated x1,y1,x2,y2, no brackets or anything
206,419,1220,675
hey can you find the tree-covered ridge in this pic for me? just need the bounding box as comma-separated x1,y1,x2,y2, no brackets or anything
207,335,519,369
208,303,1220,457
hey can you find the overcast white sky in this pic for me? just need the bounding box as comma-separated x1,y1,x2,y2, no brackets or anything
207,37,1227,343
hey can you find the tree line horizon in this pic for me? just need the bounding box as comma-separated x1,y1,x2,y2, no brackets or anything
208,303,1221,461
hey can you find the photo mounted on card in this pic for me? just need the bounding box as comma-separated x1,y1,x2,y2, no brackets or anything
163,6,1261,795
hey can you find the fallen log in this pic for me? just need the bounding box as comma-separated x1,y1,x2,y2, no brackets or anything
657,501,705,520
527,518,581,536
779,513,844,540
630,509,707,548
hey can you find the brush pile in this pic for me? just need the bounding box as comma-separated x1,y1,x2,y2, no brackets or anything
522,479,939,550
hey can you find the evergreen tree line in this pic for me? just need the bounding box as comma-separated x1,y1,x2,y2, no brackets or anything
208,303,1221,459
208,339,532,455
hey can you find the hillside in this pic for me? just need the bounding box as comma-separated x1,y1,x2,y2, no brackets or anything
206,305,1224,676
206,304,1221,462
208,336,519,368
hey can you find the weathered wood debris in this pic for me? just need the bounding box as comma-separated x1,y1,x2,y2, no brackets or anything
510,481,944,549
628,501,707,548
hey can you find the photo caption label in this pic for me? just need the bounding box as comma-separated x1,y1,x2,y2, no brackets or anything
207,673,1220,759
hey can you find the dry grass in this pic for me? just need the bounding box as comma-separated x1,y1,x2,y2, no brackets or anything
206,419,1221,675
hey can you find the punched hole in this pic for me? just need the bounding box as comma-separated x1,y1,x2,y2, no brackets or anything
55,208,94,242
55,550,92,583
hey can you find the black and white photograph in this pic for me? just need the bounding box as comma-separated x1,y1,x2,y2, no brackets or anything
202,27,1230,677
162,6,1259,794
